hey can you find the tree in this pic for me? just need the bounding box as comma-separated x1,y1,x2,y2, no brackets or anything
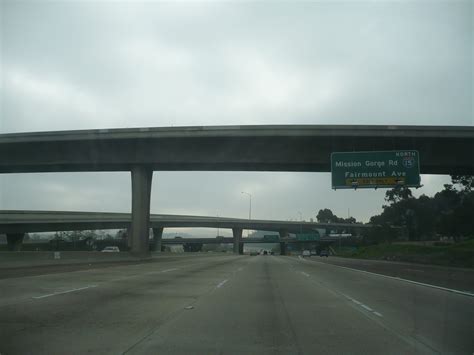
384,186,413,205
411,195,436,240
183,243,203,252
343,216,357,224
433,184,463,241
454,191,474,237
349,176,474,245
116,229,128,240
316,209,336,223
451,175,474,193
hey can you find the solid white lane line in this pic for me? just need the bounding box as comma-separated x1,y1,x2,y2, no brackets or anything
373,311,383,317
217,279,228,288
320,262,474,298
360,304,373,312
301,271,310,277
32,285,97,299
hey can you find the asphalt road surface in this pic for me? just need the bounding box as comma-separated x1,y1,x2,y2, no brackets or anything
312,256,474,293
0,254,473,354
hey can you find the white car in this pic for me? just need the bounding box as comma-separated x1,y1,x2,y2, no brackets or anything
301,250,311,257
101,246,120,253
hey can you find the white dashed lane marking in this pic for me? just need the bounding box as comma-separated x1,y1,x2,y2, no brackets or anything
341,293,383,317
32,285,97,299
216,279,228,288
160,268,179,273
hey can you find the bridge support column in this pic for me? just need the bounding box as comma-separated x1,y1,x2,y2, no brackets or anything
126,226,132,249
7,233,25,251
130,166,153,256
279,230,288,255
152,227,163,252
232,228,243,254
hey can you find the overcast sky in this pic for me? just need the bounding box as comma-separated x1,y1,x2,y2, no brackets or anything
0,0,472,236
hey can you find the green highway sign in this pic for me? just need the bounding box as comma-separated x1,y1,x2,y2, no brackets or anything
331,150,420,189
263,235,280,242
295,232,320,241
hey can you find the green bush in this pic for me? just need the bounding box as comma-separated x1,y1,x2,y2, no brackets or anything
339,242,474,268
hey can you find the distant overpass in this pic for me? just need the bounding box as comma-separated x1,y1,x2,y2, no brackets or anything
160,237,339,245
0,210,366,253
1,125,472,254
0,210,365,234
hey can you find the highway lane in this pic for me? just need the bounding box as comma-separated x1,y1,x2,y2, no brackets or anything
291,256,474,354
310,256,474,293
0,253,230,280
0,254,247,354
0,255,472,354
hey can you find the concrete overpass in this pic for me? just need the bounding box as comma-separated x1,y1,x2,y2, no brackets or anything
160,237,341,245
0,210,365,254
1,125,472,254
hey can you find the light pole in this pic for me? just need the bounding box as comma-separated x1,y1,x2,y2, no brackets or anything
297,211,303,234
241,191,252,237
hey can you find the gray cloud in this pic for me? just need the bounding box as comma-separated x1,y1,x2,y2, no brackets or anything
0,0,470,235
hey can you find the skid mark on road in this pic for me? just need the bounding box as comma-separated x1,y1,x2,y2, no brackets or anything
32,285,97,299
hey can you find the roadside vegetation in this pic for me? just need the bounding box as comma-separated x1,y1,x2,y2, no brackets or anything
334,240,474,268
317,175,474,268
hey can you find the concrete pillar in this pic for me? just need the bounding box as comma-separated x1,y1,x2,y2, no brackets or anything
232,228,242,254
130,166,153,255
279,230,288,256
152,227,164,252
7,233,25,251
239,242,244,255
126,226,132,249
